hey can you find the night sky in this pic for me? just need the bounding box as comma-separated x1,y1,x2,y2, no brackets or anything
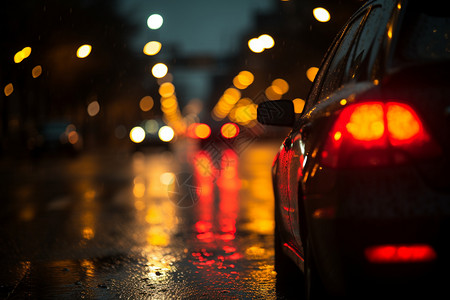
117,0,274,56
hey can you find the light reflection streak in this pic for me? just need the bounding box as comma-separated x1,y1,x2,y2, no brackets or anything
190,149,243,271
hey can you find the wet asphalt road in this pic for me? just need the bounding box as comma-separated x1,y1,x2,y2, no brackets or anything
0,140,304,299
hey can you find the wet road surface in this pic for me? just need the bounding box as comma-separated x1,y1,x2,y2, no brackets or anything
0,140,304,299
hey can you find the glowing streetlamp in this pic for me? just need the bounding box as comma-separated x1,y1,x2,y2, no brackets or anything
151,63,168,78
248,34,275,53
313,7,331,23
130,126,146,143
143,41,162,56
147,14,163,30
77,44,92,58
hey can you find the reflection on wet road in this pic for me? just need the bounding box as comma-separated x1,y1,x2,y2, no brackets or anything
0,141,303,299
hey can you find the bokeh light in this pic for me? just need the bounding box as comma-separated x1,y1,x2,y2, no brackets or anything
158,126,175,142
143,41,162,56
14,47,31,63
248,38,264,53
77,44,92,58
87,100,100,117
159,82,175,98
272,78,289,95
194,123,211,139
293,98,306,114
258,34,275,49
313,7,331,22
32,65,42,78
147,14,163,30
139,96,154,112
152,63,168,78
221,123,239,139
306,67,319,82
4,83,14,96
130,126,146,143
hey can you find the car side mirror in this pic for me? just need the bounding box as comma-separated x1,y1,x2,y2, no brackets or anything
257,100,295,127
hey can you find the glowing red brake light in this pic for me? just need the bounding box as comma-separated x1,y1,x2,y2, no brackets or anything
365,244,437,263
346,103,385,141
321,101,441,168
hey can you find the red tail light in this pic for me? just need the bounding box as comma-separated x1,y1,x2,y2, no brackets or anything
365,244,437,263
321,101,441,168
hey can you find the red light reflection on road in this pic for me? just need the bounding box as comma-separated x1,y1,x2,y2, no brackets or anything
190,149,243,271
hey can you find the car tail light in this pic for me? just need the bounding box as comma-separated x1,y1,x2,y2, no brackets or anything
321,101,441,168
365,244,437,263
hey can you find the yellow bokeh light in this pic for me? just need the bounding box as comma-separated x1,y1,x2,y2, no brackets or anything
272,78,289,95
161,96,178,110
194,123,211,139
159,82,175,98
293,98,305,114
313,7,331,22
236,70,254,87
22,47,31,58
133,182,146,198
248,38,264,53
87,100,100,117
14,47,31,63
160,172,176,185
152,63,168,78
306,67,319,82
130,126,146,143
140,96,154,112
158,126,175,142
77,44,92,58
221,123,239,138
143,41,162,56
32,65,42,78
233,77,247,89
265,86,282,100
4,83,14,96
259,34,275,49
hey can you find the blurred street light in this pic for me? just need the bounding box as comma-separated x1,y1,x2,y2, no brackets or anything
248,38,264,53
87,100,100,116
221,123,239,139
313,7,331,22
139,96,154,112
158,126,175,142
77,44,92,58
248,34,275,53
293,98,306,114
143,41,162,56
147,14,163,30
14,47,32,63
306,67,319,82
32,65,43,78
4,83,13,96
130,126,146,143
152,63,168,78
259,34,275,49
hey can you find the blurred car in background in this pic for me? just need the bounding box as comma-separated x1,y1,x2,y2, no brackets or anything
30,121,82,157
187,121,241,150
258,0,450,298
130,119,175,151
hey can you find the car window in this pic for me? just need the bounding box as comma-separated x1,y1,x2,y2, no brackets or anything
346,5,389,82
315,12,367,102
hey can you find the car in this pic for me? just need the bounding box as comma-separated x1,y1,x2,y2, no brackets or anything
257,0,450,298
30,121,83,157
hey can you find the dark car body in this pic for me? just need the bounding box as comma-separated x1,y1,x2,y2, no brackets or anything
258,0,450,298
